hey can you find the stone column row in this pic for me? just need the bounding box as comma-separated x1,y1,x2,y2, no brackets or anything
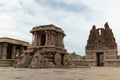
1,44,25,60
32,30,65,47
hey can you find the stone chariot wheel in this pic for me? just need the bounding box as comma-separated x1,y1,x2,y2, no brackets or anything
54,53,62,65
63,55,70,65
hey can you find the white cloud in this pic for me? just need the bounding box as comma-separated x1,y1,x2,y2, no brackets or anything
0,14,15,29
0,0,22,9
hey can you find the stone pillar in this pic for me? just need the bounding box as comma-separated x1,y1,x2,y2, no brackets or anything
51,31,55,45
32,33,35,45
36,32,38,46
37,32,40,46
59,34,64,47
36,32,39,46
47,31,51,45
48,31,52,45
20,46,24,54
12,45,16,59
34,32,37,46
0,45,2,59
57,33,60,46
39,33,41,46
19,46,24,59
2,43,8,59
61,34,64,48
45,31,48,46
94,52,97,66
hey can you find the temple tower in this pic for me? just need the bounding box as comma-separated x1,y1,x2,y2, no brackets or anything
86,22,118,67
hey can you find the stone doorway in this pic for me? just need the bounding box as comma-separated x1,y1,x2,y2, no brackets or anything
96,52,104,66
41,34,46,46
7,44,13,59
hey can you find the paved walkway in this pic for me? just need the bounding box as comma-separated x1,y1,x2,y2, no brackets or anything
0,67,120,80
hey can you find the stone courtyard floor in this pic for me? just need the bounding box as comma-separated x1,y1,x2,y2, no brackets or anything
0,67,120,80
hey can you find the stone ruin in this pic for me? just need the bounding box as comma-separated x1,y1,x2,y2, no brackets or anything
15,24,72,68
13,22,120,68
0,37,29,67
86,22,118,67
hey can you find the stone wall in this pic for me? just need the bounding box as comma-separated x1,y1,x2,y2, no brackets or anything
85,23,118,67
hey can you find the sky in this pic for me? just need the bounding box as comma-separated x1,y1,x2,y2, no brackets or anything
0,0,120,55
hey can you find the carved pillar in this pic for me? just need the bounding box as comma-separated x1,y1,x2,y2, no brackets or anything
19,46,24,59
45,31,48,46
12,45,16,59
0,45,2,59
59,34,63,47
55,32,57,46
49,31,52,45
62,37,64,48
34,32,37,46
20,46,24,54
56,33,60,46
48,31,51,45
2,43,8,59
37,32,40,46
32,33,35,45
61,35,64,48
36,32,38,46
51,31,55,45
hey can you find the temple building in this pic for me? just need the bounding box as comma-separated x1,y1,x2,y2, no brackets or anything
15,24,72,68
0,37,29,66
86,23,118,67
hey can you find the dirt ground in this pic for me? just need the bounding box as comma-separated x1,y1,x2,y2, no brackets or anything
1,67,120,80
